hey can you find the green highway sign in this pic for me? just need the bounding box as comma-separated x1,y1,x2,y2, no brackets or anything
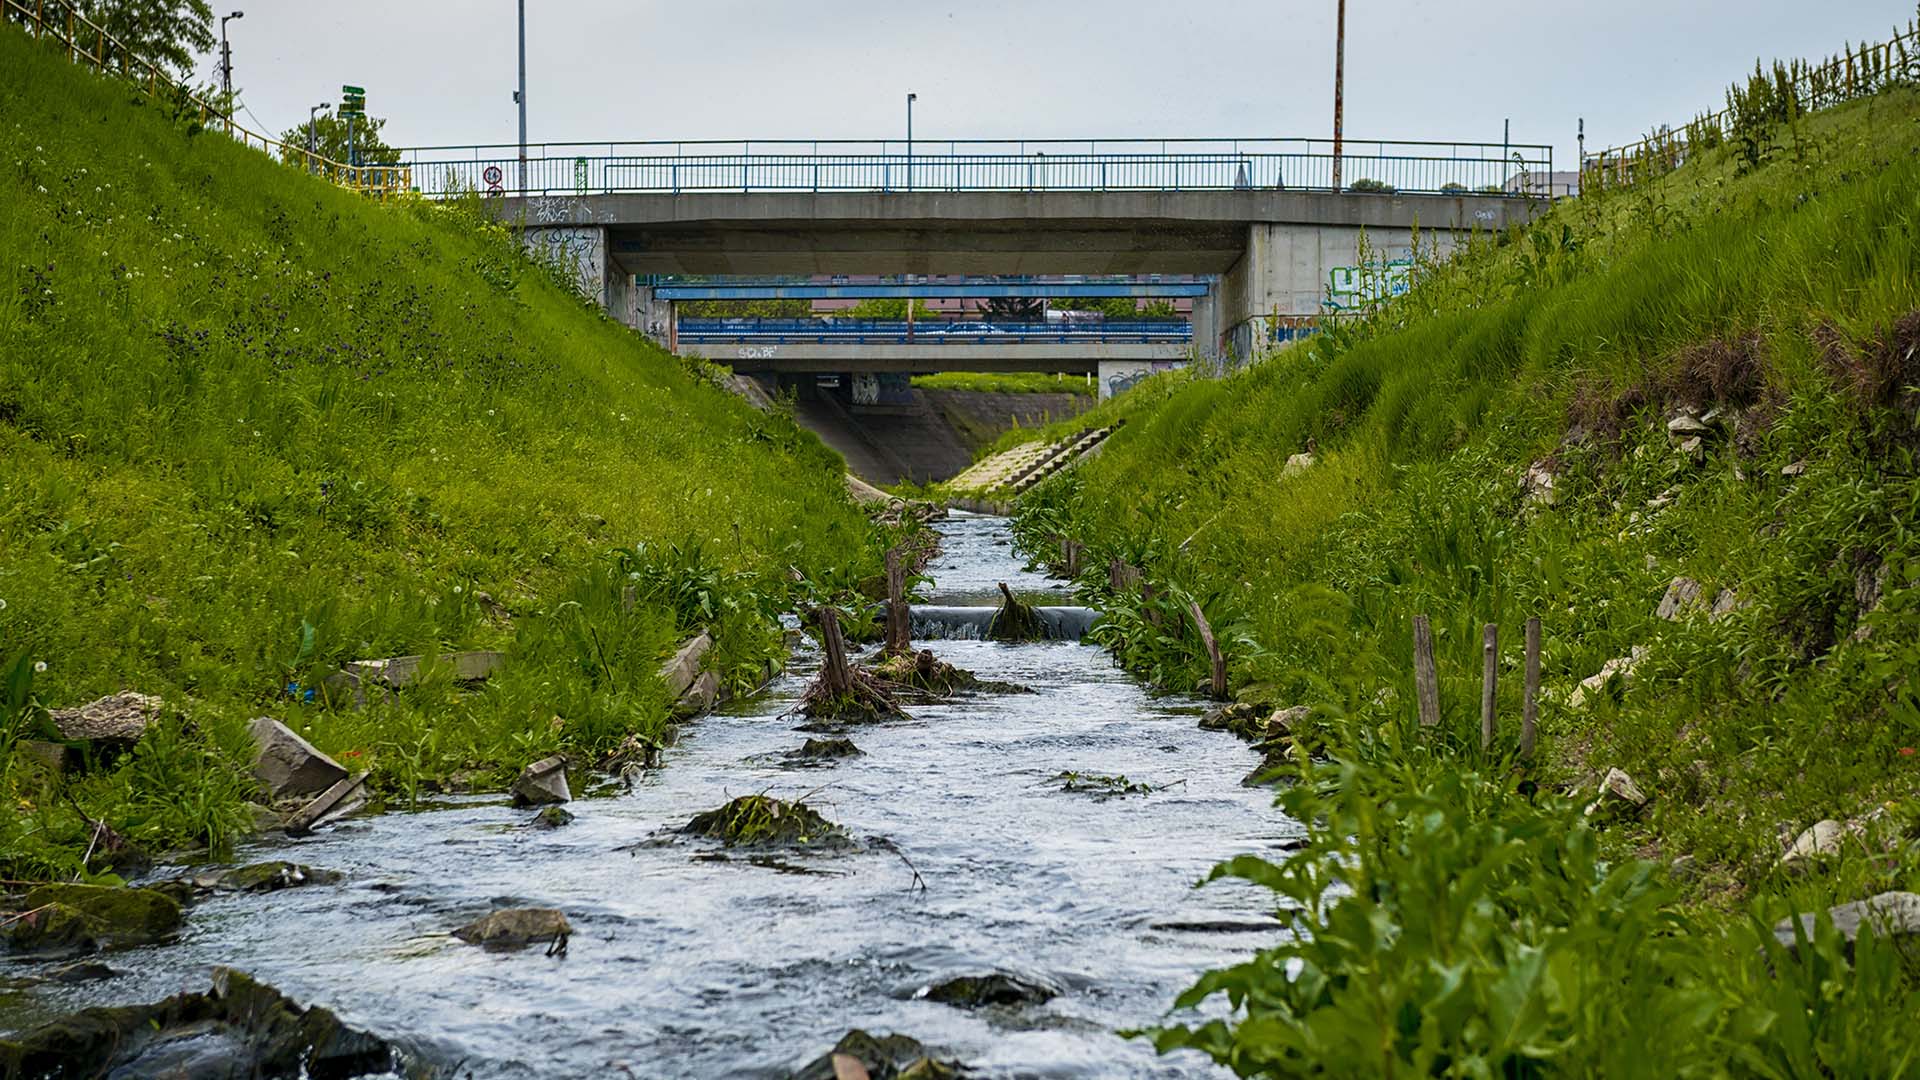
341,84,364,94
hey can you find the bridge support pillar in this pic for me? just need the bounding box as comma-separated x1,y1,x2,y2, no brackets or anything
521,225,641,325
635,286,676,350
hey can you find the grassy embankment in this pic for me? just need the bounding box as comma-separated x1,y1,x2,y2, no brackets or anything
1007,33,1920,1074
0,27,887,880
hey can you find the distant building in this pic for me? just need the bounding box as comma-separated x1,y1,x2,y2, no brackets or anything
1504,171,1581,198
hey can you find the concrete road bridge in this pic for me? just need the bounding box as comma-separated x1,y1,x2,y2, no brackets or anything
402,137,1553,364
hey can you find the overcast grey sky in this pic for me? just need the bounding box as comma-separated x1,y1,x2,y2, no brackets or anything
210,1,1913,168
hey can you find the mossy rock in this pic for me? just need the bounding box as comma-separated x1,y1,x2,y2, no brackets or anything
794,737,863,760
196,862,344,894
10,884,181,953
921,972,1058,1009
683,795,850,849
790,1029,963,1080
532,806,575,829
868,650,980,696
0,966,400,1078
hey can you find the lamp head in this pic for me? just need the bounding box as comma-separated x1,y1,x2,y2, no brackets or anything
908,93,917,103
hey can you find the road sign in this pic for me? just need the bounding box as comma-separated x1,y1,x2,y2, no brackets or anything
482,165,503,185
341,84,364,94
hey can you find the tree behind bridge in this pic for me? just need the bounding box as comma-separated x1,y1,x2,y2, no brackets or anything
279,112,401,166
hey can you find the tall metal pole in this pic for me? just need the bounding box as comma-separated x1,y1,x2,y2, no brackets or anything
309,102,329,170
516,0,528,195
1331,0,1346,192
906,92,916,192
219,12,242,104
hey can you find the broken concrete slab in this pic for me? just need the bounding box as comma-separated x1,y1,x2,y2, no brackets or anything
1773,891,1920,960
1585,767,1649,820
1568,647,1649,709
283,773,370,836
659,633,713,702
674,669,721,718
510,755,570,807
344,650,506,688
248,717,349,799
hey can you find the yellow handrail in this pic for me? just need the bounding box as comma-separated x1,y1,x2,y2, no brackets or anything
3,0,410,199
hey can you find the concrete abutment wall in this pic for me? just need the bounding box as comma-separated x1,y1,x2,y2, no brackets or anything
1207,222,1460,363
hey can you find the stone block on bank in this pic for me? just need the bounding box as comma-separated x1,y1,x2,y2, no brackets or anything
511,755,571,806
248,717,349,799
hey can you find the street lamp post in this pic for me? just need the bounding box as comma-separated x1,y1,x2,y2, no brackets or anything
515,0,528,195
1331,0,1345,192
219,11,244,104
308,102,330,170
906,92,917,192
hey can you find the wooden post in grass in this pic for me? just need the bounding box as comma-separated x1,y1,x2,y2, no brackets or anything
1061,538,1086,578
817,607,852,697
1109,558,1143,594
1481,623,1499,752
883,547,911,658
1413,615,1440,728
1142,582,1165,629
1189,601,1228,701
1521,617,1541,762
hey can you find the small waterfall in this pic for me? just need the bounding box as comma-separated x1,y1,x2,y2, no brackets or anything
909,605,1099,642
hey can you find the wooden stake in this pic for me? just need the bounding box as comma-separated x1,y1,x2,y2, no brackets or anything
1413,615,1440,728
817,607,852,697
1188,601,1228,701
1061,538,1085,578
883,547,911,658
1481,622,1499,753
1109,558,1143,593
1521,617,1541,762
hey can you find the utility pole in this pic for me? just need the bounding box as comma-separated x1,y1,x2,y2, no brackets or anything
1331,0,1346,192
308,102,330,169
219,11,244,105
516,0,528,195
906,92,916,192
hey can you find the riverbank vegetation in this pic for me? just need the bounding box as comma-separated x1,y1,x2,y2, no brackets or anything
1014,24,1920,1073
0,26,888,880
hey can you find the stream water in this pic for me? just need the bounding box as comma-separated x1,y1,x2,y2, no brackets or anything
3,513,1299,1078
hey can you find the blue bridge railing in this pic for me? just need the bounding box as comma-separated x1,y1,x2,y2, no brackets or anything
394,138,1554,199
678,318,1193,346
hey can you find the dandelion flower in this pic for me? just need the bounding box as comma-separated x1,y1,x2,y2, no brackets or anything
33,661,47,673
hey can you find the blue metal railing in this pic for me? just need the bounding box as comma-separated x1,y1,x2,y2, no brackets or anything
678,318,1192,346
394,137,1553,199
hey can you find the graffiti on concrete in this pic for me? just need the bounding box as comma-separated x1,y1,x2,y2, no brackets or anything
523,226,605,304
525,195,607,226
1323,257,1414,312
852,373,880,405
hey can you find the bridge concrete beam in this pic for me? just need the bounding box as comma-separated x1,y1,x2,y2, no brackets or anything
710,340,1184,375
500,189,1536,278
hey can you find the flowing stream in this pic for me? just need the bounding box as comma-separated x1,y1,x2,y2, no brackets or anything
3,513,1299,1078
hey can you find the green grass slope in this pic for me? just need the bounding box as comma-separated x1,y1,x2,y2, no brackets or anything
1017,66,1920,1075
0,27,881,876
